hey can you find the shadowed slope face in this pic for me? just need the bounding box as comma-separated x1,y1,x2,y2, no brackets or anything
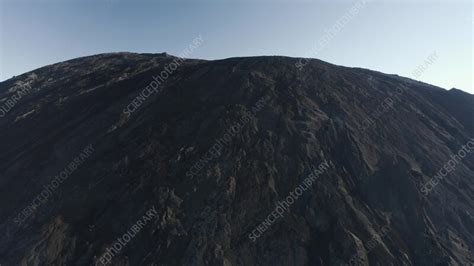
0,53,473,265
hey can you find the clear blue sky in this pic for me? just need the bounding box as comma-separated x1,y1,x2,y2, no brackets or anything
1,0,472,93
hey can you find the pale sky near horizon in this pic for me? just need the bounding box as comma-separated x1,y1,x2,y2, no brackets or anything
0,0,472,93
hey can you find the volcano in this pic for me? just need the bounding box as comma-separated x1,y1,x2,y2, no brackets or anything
0,52,473,265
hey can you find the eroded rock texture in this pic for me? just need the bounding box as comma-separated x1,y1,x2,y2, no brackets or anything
0,53,473,265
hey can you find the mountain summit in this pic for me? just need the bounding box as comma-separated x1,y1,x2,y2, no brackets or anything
0,53,473,265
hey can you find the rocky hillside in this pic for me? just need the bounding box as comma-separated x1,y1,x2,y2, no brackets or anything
0,52,473,265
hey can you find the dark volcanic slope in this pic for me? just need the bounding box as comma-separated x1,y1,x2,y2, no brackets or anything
0,53,473,266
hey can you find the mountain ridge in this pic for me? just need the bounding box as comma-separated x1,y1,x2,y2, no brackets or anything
3,52,471,96
0,53,473,265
